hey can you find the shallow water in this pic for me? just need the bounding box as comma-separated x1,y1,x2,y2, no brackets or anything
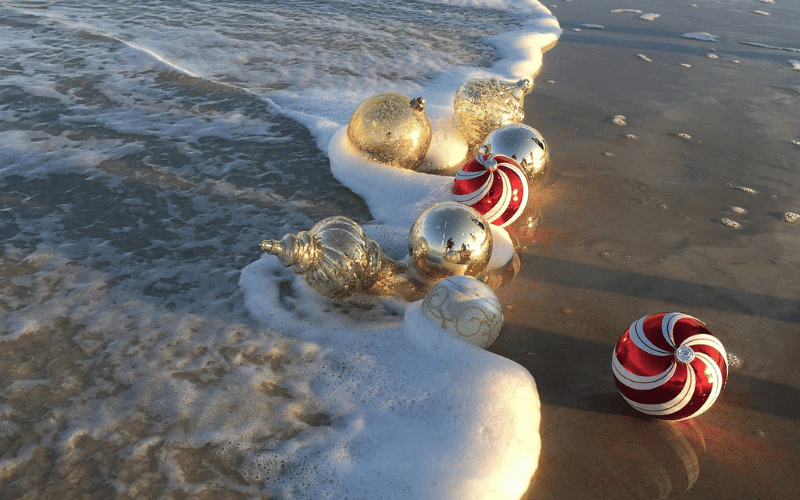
1,0,559,498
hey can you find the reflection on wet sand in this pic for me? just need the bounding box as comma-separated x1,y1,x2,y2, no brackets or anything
526,400,800,499
600,419,704,499
528,409,706,499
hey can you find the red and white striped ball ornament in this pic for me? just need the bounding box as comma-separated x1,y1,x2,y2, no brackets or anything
612,312,728,420
451,153,529,227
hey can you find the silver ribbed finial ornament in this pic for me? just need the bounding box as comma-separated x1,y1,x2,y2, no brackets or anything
259,216,384,300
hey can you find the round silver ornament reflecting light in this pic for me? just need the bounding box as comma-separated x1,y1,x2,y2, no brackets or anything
347,92,432,170
481,123,549,184
408,201,493,281
453,78,532,152
421,275,504,349
259,216,384,300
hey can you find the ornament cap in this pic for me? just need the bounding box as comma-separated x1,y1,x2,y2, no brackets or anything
517,78,533,94
480,154,499,171
259,232,320,272
410,97,425,112
259,239,278,253
675,345,696,363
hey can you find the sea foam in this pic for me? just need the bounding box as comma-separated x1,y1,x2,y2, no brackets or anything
238,1,560,494
236,1,560,496
0,0,560,498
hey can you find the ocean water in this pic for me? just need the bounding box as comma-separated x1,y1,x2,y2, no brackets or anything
0,1,560,498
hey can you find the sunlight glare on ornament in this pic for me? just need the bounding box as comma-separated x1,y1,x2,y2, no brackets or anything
347,93,432,170
482,124,549,184
409,202,493,281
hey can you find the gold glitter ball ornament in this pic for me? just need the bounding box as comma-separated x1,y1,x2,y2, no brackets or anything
453,78,532,152
259,216,384,300
408,201,493,282
421,275,504,349
347,92,433,170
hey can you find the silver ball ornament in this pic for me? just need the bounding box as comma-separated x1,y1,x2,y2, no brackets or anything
481,124,549,184
420,275,504,349
408,201,493,281
347,92,432,170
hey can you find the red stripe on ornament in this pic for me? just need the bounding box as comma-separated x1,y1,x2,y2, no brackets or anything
614,330,674,377
615,362,690,405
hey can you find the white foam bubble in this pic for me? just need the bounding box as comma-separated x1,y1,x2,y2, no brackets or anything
682,32,719,42
718,218,743,229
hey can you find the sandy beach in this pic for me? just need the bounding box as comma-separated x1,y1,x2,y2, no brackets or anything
492,0,800,498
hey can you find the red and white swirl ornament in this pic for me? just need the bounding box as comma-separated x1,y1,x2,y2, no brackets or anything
451,153,529,227
612,312,728,420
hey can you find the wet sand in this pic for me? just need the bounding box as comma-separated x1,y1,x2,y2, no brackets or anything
490,0,800,498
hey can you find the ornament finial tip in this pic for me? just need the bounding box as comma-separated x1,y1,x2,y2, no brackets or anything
259,239,280,254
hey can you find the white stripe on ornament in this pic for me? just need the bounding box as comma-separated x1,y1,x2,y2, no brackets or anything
481,171,512,222
689,352,724,418
683,334,728,361
612,355,677,389
454,169,486,180
630,317,671,356
663,312,697,348
499,162,529,226
452,174,493,205
626,365,696,416
477,155,494,168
